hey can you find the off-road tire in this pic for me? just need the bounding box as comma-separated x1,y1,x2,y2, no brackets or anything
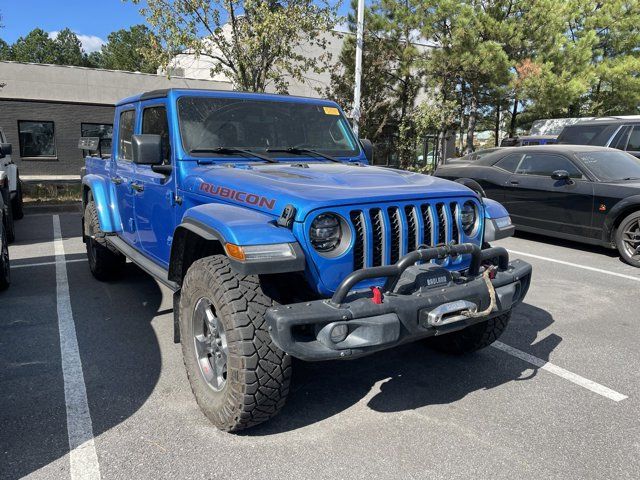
427,312,511,354
12,178,24,220
0,215,10,291
615,211,640,268
179,255,291,432
84,199,125,280
4,197,15,244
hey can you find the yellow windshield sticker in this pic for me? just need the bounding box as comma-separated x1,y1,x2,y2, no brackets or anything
323,106,340,116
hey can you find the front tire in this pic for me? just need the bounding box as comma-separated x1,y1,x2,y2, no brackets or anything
12,178,24,220
179,255,291,432
427,312,511,354
0,215,10,291
84,199,125,280
615,211,640,268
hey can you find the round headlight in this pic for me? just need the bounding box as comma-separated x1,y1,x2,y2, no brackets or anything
310,213,342,252
460,201,479,235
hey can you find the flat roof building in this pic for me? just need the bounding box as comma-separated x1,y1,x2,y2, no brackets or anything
0,61,232,178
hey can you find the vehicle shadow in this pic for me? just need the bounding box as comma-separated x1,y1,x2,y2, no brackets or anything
0,215,163,480
513,230,619,259
244,302,559,435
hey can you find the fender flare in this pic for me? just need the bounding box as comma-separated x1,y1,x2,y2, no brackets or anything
603,195,640,243
169,203,305,282
82,174,121,233
455,178,486,198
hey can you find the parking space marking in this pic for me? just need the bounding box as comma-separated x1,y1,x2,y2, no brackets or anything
508,249,640,283
13,258,87,269
53,215,102,479
493,341,628,402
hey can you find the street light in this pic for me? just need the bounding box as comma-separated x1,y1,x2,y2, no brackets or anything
352,0,365,136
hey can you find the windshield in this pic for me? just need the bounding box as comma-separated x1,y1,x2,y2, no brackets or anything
177,96,360,159
577,150,640,181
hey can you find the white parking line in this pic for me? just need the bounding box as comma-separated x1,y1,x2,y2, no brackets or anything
13,258,87,269
507,249,640,283
492,341,628,402
53,215,102,479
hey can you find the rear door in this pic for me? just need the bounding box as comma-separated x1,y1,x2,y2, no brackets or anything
111,107,138,246
503,152,594,237
133,101,176,265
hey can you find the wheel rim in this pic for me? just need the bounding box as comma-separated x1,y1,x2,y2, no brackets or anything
192,297,228,392
621,218,640,261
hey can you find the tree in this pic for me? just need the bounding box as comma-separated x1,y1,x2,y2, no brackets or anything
0,38,10,61
53,28,84,66
11,28,58,63
131,0,339,93
96,25,161,73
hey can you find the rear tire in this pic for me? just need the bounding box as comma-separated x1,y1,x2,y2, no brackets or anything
179,255,291,432
427,312,511,354
615,211,640,268
84,199,125,280
12,178,24,220
0,214,10,291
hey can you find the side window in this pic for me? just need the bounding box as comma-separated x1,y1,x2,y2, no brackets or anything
495,153,523,173
118,110,135,161
516,153,583,178
142,106,171,163
610,125,632,150
626,126,640,152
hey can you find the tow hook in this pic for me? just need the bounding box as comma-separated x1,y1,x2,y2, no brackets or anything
370,286,383,304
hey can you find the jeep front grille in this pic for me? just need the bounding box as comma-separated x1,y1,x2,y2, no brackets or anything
349,201,464,269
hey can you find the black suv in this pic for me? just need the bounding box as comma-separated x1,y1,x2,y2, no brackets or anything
557,118,640,157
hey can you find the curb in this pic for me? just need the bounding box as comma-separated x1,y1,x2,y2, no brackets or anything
23,202,82,215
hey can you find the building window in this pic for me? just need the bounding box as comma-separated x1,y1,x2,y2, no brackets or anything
81,123,113,156
18,120,57,158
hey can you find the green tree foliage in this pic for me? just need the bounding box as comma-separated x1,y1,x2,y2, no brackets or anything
130,0,339,93
93,25,161,73
54,28,84,66
0,38,10,61
11,28,58,63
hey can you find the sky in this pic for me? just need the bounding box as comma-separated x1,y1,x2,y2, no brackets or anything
0,0,355,53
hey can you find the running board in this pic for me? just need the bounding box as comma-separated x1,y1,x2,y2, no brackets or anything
106,235,179,292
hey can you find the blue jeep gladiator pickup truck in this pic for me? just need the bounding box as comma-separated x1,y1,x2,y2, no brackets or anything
81,88,531,431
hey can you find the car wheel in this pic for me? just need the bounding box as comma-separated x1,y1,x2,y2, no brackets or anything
4,197,15,243
0,215,10,291
84,199,125,280
12,178,24,220
426,312,511,354
616,211,640,268
179,254,291,432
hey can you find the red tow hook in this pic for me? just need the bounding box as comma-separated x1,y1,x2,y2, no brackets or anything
370,286,384,304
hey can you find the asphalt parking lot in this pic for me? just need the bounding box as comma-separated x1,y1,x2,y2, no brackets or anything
1,212,639,480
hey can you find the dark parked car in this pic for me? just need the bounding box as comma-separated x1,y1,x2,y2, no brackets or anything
435,145,640,267
557,118,640,158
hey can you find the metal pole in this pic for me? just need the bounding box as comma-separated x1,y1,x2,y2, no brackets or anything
352,0,365,136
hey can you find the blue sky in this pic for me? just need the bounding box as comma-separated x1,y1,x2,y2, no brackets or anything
0,0,355,52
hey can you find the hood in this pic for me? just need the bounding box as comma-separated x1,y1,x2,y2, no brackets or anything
182,162,478,220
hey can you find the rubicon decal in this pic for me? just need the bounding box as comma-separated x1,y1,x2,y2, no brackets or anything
199,182,276,210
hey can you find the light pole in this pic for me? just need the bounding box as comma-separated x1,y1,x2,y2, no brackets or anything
352,0,365,136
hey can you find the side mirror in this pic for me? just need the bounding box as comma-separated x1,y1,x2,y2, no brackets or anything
132,134,163,165
0,143,12,159
360,138,373,163
551,170,570,181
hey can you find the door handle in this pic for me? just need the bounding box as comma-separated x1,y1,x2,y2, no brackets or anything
131,183,144,193
111,176,123,185
510,180,519,185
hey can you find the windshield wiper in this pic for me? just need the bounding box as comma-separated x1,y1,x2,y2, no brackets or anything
190,147,278,164
266,147,343,163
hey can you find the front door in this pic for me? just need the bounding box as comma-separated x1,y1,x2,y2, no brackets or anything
133,102,176,265
502,152,594,237
111,107,137,246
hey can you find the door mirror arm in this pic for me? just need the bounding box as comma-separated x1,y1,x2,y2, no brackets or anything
151,164,173,175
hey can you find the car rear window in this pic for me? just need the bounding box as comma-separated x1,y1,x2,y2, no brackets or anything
577,150,640,181
557,124,611,145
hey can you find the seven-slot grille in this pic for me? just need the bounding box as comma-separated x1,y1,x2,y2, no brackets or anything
349,201,467,269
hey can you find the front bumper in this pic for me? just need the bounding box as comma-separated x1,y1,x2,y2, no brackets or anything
266,244,532,361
